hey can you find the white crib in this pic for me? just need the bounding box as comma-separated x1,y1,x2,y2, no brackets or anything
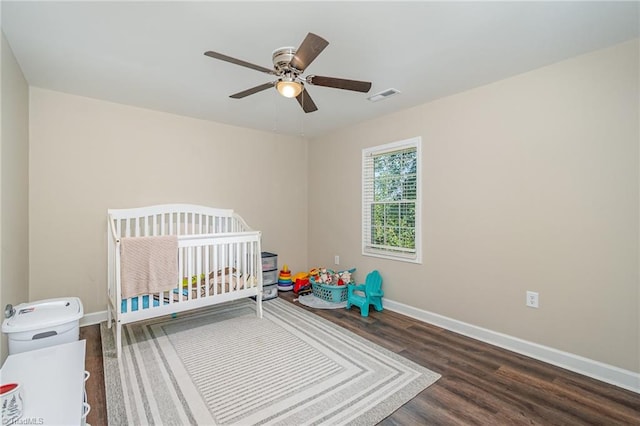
107,204,263,357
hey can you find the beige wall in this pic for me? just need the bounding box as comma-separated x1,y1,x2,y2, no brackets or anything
29,89,308,314
0,32,30,363
309,40,639,372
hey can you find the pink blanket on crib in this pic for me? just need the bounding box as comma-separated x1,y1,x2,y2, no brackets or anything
120,235,178,298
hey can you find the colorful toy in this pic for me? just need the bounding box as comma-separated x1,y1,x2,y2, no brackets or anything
277,265,293,291
305,267,356,302
297,285,313,297
309,268,320,282
317,268,334,284
182,274,205,288
291,271,310,294
293,277,311,294
291,271,309,284
312,267,356,286
336,269,352,286
278,283,293,291
278,265,292,285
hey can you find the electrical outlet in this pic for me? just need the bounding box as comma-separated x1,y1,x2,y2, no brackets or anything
526,291,539,308
334,255,340,265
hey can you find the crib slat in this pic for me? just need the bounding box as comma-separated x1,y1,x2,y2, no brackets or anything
174,247,183,306
241,242,247,290
196,245,202,299
188,246,193,301
204,245,210,297
222,244,228,294
236,243,239,288
213,245,219,295
252,241,258,287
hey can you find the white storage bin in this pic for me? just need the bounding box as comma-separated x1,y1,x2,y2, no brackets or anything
263,269,278,285
261,252,278,272
2,297,83,354
263,283,278,300
252,283,278,301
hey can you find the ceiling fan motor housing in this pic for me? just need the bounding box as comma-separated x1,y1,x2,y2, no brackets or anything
272,47,296,72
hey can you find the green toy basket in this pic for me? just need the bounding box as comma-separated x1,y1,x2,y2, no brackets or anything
310,276,348,303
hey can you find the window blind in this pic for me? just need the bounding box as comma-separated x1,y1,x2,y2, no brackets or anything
362,137,421,263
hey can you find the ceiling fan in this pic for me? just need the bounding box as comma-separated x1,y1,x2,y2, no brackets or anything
204,33,372,113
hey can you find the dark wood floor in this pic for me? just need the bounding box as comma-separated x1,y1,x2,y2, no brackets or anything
81,293,640,425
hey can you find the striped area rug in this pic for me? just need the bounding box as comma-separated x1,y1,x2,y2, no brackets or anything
102,298,440,425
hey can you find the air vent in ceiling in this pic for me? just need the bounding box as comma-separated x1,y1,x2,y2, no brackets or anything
367,88,401,102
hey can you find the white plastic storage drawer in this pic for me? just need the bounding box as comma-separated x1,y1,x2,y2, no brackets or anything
263,269,278,285
251,283,278,301
2,297,84,354
262,283,278,301
261,252,277,272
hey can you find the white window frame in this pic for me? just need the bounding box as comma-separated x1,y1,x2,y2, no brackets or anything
362,136,422,264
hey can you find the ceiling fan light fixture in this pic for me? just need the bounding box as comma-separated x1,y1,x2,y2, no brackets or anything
276,80,302,98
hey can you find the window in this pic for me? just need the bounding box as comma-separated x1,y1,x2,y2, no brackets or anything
362,137,421,263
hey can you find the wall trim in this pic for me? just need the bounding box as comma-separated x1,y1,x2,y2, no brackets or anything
384,298,640,394
80,310,108,327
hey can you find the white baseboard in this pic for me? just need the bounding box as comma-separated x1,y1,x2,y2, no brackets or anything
384,298,640,394
80,310,108,327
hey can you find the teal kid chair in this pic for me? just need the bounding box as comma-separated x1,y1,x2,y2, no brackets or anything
346,270,383,317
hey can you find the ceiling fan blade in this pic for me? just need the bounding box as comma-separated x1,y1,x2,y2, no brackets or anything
230,82,275,99
307,75,372,93
289,33,329,72
296,88,318,113
204,51,274,74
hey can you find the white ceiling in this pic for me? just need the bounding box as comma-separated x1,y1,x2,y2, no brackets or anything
2,1,638,137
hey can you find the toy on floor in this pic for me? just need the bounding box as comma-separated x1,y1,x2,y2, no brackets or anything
336,269,352,286
291,271,309,284
278,265,291,283
278,283,294,292
314,267,356,286
346,270,383,317
290,271,308,294
309,268,320,282
297,287,313,296
277,264,293,291
293,277,311,295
